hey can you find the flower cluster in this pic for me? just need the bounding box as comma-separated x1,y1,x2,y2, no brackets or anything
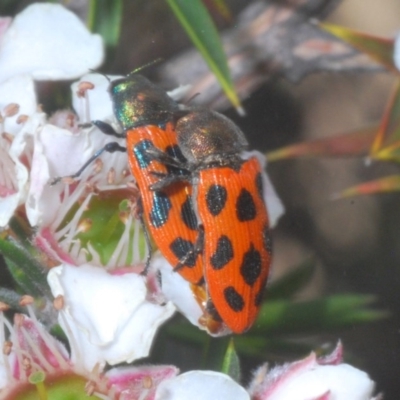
0,301,378,399
0,3,378,399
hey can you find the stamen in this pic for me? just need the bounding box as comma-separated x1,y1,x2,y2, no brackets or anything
133,218,147,263
85,380,96,396
24,304,69,370
3,340,12,355
87,243,102,265
88,363,109,394
6,316,27,381
3,103,20,117
16,114,29,124
0,146,18,193
14,313,25,328
19,295,34,307
52,176,89,230
21,355,32,370
138,376,153,400
53,295,64,311
0,312,14,383
107,167,116,185
77,81,95,123
142,375,153,389
138,389,151,400
93,392,112,400
94,158,103,174
20,327,56,373
77,81,95,98
55,192,93,243
66,113,75,128
76,218,92,234
58,312,82,369
106,213,133,268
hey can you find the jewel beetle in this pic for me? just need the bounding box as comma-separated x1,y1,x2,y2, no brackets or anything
103,74,206,284
149,109,272,333
55,73,204,285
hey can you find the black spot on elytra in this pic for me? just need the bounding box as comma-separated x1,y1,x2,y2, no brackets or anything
149,191,171,228
206,300,223,322
255,279,267,307
133,139,154,169
263,224,273,255
236,189,256,222
210,235,234,270
206,184,227,216
255,172,263,200
181,195,198,230
240,244,262,286
169,237,196,267
224,286,244,312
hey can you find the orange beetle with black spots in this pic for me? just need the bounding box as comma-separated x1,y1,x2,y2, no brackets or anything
90,74,204,285
150,110,272,333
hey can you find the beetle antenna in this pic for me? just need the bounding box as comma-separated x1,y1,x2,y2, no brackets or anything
88,69,111,82
128,58,163,76
185,92,201,105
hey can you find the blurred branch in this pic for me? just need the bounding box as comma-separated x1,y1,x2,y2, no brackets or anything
157,0,382,110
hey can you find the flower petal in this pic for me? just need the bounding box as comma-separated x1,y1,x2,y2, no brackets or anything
248,351,376,400
242,151,285,228
152,256,231,337
0,75,42,227
152,256,203,327
0,75,37,135
0,4,103,82
71,73,124,124
107,365,179,400
154,370,250,400
47,264,175,370
11,315,70,378
0,17,11,40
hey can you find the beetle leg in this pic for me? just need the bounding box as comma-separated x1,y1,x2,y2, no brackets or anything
50,142,126,185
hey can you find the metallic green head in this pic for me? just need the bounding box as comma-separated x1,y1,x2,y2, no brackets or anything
109,74,179,130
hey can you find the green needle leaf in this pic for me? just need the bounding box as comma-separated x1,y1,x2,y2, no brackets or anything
0,237,51,298
253,294,387,335
88,0,123,47
221,338,241,382
320,22,396,73
0,288,24,311
166,0,243,113
333,175,400,198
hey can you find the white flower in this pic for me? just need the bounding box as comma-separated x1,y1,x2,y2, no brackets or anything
242,150,284,228
153,255,232,337
106,365,179,400
0,75,45,227
71,73,119,124
29,74,137,266
155,370,250,400
0,3,104,228
247,344,378,400
47,263,176,371
0,300,178,399
0,3,103,82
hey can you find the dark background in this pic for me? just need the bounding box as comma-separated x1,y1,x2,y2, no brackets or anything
2,0,400,398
